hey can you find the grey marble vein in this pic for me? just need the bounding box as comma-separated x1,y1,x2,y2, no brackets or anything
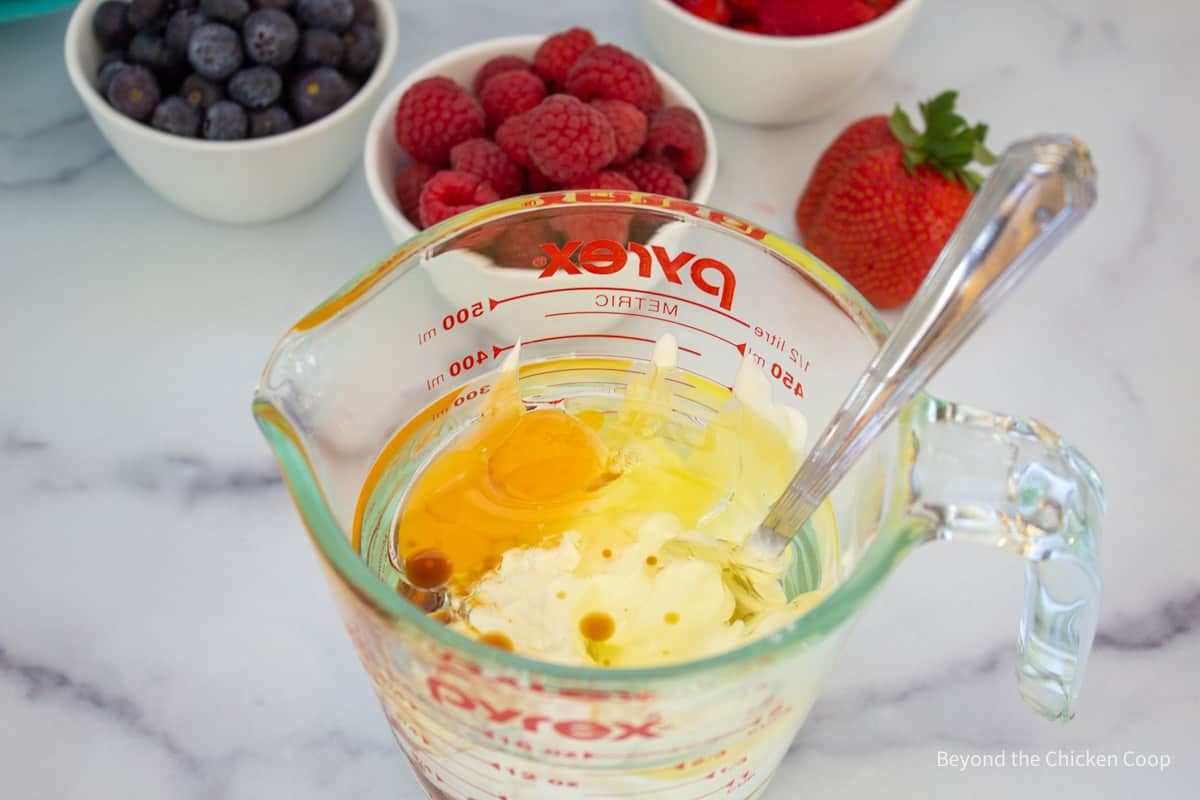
2,431,49,452
1094,588,1200,651
1111,369,1146,409
0,148,114,191
0,641,204,776
4,442,284,501
116,454,284,503
0,639,403,797
798,585,1200,738
0,112,89,143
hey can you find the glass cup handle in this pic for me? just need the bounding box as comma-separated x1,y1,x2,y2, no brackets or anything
909,399,1105,721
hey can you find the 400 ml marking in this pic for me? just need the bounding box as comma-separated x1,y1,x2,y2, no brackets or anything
425,348,492,391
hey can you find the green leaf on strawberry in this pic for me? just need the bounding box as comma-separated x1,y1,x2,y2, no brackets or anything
889,90,996,192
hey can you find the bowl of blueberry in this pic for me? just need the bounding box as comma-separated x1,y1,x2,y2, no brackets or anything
65,0,397,223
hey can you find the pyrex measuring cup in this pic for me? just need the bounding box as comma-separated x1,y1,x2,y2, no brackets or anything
253,192,1104,800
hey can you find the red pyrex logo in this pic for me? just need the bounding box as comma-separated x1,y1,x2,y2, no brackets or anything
426,675,665,742
536,240,737,311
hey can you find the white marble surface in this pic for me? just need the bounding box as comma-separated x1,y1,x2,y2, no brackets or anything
2,1,1197,797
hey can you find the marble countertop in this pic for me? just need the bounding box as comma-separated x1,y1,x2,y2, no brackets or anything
2,1,1196,797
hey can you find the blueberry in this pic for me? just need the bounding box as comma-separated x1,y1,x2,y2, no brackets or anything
128,32,185,84
203,100,248,139
179,72,224,108
92,1,134,50
242,9,299,66
107,65,161,120
151,95,201,136
252,0,292,7
127,0,165,29
164,9,206,54
298,28,342,68
228,66,281,108
187,22,242,80
296,0,353,32
289,66,351,123
198,0,249,26
340,24,378,75
249,105,295,137
100,48,125,67
350,0,375,27
98,59,128,95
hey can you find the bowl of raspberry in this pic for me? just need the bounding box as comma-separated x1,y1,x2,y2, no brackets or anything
638,0,923,126
64,0,398,224
364,29,718,244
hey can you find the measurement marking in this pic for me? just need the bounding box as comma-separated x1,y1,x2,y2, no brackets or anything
523,366,645,379
674,393,718,415
522,365,694,390
431,764,503,799
439,751,503,785
544,311,746,353
695,773,755,799
493,334,701,359
490,288,749,328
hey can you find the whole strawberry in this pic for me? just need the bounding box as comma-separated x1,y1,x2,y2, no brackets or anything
796,91,995,308
758,0,878,35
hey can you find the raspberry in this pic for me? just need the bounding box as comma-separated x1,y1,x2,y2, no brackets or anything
643,106,706,180
487,218,560,268
494,110,534,168
589,99,646,164
550,174,634,242
527,166,556,192
450,138,525,198
566,45,663,115
758,0,878,35
479,70,546,129
526,95,617,184
472,54,531,94
568,170,638,191
533,27,596,90
395,161,438,227
418,170,500,228
394,77,486,164
551,211,630,245
621,159,688,198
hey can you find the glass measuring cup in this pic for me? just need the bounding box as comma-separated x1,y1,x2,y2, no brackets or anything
253,192,1104,800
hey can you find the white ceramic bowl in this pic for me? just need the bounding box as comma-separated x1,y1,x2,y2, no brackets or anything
638,0,923,126
64,0,399,224
365,34,719,244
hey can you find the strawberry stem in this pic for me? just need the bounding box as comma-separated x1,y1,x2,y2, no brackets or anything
889,90,996,192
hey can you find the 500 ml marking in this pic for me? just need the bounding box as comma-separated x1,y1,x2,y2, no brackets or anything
425,348,491,391
417,302,488,346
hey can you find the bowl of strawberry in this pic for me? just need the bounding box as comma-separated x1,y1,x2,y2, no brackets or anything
64,0,398,223
364,28,717,243
639,0,923,125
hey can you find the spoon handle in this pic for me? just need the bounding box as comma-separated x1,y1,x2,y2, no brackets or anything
761,135,1098,537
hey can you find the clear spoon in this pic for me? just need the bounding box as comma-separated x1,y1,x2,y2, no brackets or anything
752,135,1098,556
